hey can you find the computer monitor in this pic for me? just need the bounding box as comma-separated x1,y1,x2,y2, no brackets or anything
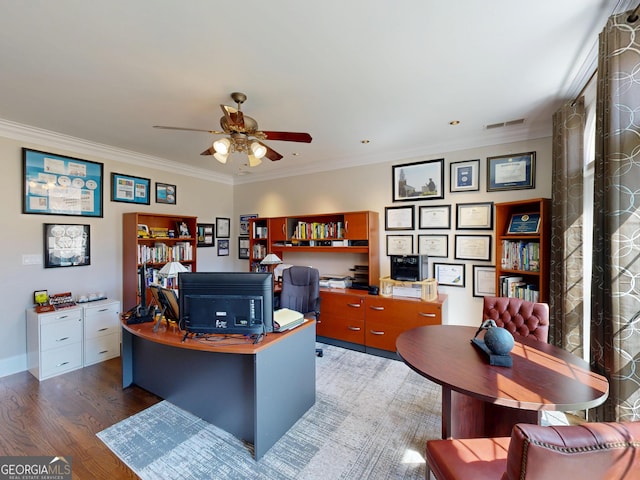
178,272,274,335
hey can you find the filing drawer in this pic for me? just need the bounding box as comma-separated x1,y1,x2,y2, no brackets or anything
84,334,120,366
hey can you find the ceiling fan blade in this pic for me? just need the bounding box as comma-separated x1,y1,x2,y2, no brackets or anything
262,143,283,161
153,125,224,134
261,131,312,143
220,105,245,129
200,147,215,156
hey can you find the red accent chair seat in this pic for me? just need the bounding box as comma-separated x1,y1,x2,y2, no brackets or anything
425,421,640,480
482,296,549,343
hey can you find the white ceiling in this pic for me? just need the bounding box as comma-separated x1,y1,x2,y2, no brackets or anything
0,1,631,184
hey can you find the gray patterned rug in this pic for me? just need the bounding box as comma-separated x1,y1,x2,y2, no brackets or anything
98,344,442,479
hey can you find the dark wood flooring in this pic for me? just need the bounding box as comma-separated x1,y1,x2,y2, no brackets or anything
0,357,161,479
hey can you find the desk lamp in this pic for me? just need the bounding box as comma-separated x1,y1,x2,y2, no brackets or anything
261,253,282,282
158,261,188,289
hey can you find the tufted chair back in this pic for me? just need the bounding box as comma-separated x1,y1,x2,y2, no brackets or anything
483,296,549,343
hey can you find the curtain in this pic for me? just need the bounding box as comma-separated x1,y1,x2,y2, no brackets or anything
550,98,585,356
591,10,640,422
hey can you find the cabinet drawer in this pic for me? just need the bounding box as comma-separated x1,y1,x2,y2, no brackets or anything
317,317,365,344
320,292,365,319
84,302,120,339
40,344,82,379
84,334,120,366
41,318,83,351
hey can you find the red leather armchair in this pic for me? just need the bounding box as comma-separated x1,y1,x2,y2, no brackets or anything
482,296,549,343
426,421,640,480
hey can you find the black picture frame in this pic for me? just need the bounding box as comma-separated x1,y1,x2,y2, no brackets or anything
385,205,415,230
155,182,176,204
239,214,258,236
487,151,536,191
419,205,451,229
197,223,215,247
23,148,103,217
450,159,480,192
392,158,445,202
217,239,229,256
111,172,150,205
455,202,494,230
454,234,492,261
386,234,414,256
418,234,449,257
216,217,230,238
433,262,465,287
473,265,496,297
44,223,90,268
238,237,250,259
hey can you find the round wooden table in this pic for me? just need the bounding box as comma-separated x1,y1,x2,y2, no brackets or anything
396,325,609,438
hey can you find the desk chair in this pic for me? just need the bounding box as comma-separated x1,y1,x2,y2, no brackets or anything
482,296,549,343
149,285,181,333
279,266,323,357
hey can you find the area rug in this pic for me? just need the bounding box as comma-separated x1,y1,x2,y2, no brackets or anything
98,344,442,479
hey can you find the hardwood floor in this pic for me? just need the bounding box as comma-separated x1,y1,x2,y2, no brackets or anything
0,358,161,479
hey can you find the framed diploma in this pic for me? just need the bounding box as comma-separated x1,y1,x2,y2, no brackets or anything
385,205,415,230
450,159,480,192
433,262,465,287
456,202,493,230
386,235,414,256
473,265,496,297
419,205,451,229
487,152,536,191
507,213,541,234
418,234,448,257
454,234,491,261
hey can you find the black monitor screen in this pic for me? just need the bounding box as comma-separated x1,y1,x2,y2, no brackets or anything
179,272,274,335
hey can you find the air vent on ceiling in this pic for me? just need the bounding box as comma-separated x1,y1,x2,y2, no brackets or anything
485,118,525,130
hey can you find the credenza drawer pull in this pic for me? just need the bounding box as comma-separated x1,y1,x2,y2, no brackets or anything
56,315,69,320
369,306,385,311
56,337,70,342
98,308,109,312
347,326,361,331
418,312,436,317
369,330,385,335
98,327,109,332
99,350,109,355
56,361,69,367
347,303,361,308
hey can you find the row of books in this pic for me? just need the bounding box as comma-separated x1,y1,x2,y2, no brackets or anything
137,242,193,264
144,264,193,289
293,221,343,240
253,225,268,239
250,261,269,273
499,275,540,302
252,243,267,259
500,240,540,272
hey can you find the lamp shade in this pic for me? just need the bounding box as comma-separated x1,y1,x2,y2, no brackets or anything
247,154,262,167
213,137,231,154
158,261,188,278
260,253,282,265
213,152,229,164
250,141,267,159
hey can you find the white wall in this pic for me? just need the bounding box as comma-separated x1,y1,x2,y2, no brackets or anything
1,135,234,377
233,137,552,328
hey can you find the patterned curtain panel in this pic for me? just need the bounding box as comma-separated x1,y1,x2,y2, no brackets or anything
591,10,640,422
550,99,585,356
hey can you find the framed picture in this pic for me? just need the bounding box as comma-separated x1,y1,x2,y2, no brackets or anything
450,159,480,192
216,217,230,238
239,214,258,236
507,213,541,234
419,205,451,229
456,202,493,230
473,265,496,297
386,235,414,256
487,151,536,191
44,224,90,268
433,262,465,287
217,239,229,256
418,234,448,257
454,234,492,261
238,237,250,259
392,158,445,202
385,205,414,230
155,182,176,204
197,223,215,247
22,148,103,217
110,172,150,205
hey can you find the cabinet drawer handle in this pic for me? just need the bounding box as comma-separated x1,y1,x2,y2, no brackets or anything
56,315,69,320
418,312,436,317
369,306,384,311
56,361,69,367
56,336,70,342
99,350,109,355
347,326,361,331
369,330,385,335
98,308,109,312
347,303,361,308
98,327,109,332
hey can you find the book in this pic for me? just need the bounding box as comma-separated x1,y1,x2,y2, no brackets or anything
273,308,305,332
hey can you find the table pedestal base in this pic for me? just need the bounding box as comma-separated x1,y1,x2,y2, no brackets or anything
442,388,540,439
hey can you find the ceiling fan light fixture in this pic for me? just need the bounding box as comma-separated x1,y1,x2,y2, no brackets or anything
250,141,267,159
247,154,262,167
213,152,229,164
213,137,231,154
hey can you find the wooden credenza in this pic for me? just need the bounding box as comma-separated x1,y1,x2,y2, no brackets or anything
317,289,448,358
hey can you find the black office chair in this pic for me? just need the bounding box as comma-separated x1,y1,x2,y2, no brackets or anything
279,266,323,357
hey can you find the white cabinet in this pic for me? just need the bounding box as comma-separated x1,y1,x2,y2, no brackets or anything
27,307,83,381
82,299,121,366
26,299,121,381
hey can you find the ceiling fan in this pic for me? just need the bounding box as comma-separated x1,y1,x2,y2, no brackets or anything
153,92,312,167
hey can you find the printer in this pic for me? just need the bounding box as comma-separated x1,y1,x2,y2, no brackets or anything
390,255,429,282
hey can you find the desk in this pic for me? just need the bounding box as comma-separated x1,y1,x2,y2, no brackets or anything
396,325,609,439
121,320,316,459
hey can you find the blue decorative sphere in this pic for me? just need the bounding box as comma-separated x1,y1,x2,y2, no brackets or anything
484,326,515,355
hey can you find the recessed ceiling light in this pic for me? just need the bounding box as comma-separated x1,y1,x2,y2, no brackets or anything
361,139,370,144
292,152,300,156
449,120,460,126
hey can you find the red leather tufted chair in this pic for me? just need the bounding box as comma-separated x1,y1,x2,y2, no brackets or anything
482,296,549,343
